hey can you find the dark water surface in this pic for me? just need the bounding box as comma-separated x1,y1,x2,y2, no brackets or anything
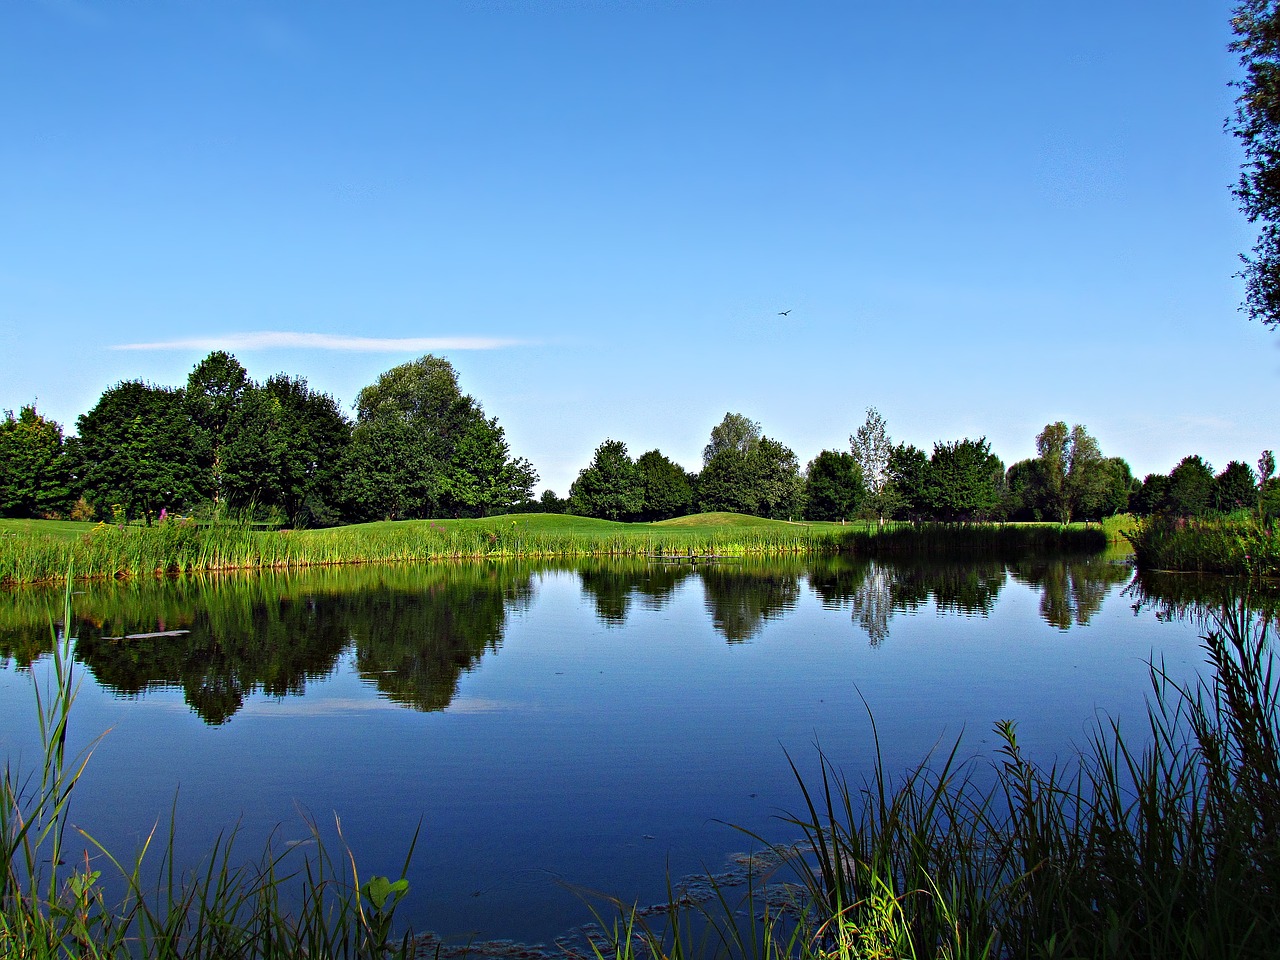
0,554,1252,948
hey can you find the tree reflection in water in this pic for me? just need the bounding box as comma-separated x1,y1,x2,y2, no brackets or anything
1127,570,1280,628
808,554,1132,645
4,564,539,724
698,560,802,642
3,552,1249,724
1009,556,1132,630
576,559,694,626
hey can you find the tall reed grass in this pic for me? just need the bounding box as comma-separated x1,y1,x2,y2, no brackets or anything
1127,514,1280,578
0,518,849,586
1,578,418,958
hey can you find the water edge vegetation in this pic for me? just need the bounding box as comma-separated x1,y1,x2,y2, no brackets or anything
1,515,1123,587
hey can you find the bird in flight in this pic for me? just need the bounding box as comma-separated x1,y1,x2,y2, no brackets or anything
777,310,791,316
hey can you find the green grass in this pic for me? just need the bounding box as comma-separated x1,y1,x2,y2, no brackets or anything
0,519,95,540
0,514,856,585
0,514,1120,586
1127,514,1280,578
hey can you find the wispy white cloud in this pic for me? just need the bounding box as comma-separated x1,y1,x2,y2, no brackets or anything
112,332,527,352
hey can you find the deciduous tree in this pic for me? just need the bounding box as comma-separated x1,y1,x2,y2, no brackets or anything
75,382,203,522
804,450,864,521
1167,455,1216,517
1230,0,1280,328
927,437,1004,521
343,355,533,519
0,405,74,518
636,449,694,520
703,413,761,466
1215,460,1258,513
569,439,643,521
1033,422,1108,523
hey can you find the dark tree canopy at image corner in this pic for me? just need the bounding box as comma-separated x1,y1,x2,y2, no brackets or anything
1233,0,1280,328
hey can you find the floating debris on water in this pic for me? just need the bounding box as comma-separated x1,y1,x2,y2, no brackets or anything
101,629,192,641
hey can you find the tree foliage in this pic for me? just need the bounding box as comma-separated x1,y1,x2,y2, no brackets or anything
804,450,864,521
850,407,891,494
703,413,761,467
1032,422,1109,523
1167,455,1217,517
636,449,694,521
343,355,535,520
569,439,644,520
0,406,75,518
186,351,251,503
1230,0,1280,327
926,437,1004,521
1215,460,1258,513
220,375,352,525
75,382,204,522
699,436,803,519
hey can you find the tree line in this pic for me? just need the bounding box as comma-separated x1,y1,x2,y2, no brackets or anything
0,352,535,526
1,362,1276,526
537,407,1279,526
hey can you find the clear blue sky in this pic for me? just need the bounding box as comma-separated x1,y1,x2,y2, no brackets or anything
2,0,1274,496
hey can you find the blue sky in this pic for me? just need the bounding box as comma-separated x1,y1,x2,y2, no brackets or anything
2,0,1274,496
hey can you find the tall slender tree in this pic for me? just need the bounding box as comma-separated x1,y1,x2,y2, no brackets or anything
850,407,894,522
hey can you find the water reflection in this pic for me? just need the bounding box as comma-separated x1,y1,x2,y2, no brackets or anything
577,559,694,625
2,553,1237,723
699,560,802,642
1010,556,1132,630
1,564,537,724
1127,570,1280,627
807,555,1133,644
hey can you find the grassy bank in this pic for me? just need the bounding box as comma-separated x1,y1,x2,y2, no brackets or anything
0,515,1123,586
1127,514,1280,578
0,514,853,586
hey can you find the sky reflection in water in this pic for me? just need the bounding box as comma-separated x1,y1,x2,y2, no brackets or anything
0,555,1254,947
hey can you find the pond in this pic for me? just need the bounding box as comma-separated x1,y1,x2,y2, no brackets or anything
0,553,1259,951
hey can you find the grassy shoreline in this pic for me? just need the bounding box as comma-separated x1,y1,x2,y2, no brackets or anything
1126,514,1280,578
1,514,1124,587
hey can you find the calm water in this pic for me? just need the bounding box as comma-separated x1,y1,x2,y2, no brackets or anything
0,554,1250,948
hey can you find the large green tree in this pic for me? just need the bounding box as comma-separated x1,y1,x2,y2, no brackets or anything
926,437,1004,521
220,375,352,526
342,355,535,520
804,450,864,521
699,434,804,519
74,382,204,522
0,405,75,518
568,439,643,520
185,351,251,504
1167,455,1217,517
1215,460,1258,513
1231,0,1280,328
1033,422,1109,524
636,449,694,520
886,443,929,520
